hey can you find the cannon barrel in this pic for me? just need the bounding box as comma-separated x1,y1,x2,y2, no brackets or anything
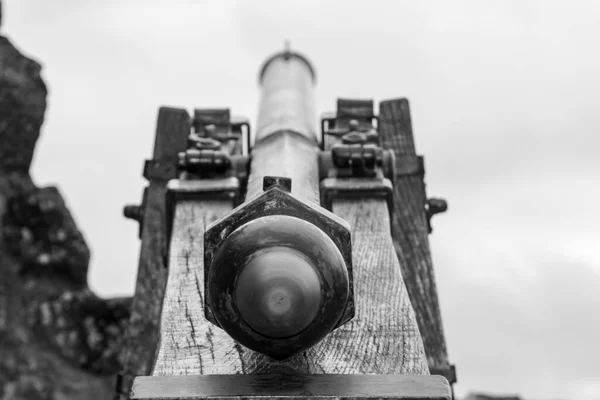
245,50,319,203
236,54,321,340
204,49,354,359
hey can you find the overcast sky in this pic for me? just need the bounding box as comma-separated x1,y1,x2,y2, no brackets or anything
3,1,599,399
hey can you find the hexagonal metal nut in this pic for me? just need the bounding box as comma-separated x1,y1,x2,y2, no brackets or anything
203,184,355,332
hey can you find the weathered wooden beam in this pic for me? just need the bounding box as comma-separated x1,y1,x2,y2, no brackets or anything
145,195,428,376
152,199,233,375
118,107,191,394
378,99,451,375
128,52,440,398
328,197,429,374
131,374,451,400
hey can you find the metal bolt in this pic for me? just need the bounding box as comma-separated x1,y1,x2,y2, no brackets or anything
341,131,366,145
263,176,292,193
425,198,448,234
178,152,187,167
426,198,448,215
205,124,217,137
197,137,221,150
123,205,143,222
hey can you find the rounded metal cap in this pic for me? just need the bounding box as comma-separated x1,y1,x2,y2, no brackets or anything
235,246,321,338
207,214,348,359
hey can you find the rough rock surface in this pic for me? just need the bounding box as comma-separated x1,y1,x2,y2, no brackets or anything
0,4,130,399
0,36,46,173
3,187,90,286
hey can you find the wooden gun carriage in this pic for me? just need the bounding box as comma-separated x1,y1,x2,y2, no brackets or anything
117,47,455,400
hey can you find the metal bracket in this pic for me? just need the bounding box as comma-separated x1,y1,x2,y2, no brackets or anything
193,108,251,156
177,137,233,178
193,108,231,133
320,102,387,179
181,110,252,195
319,98,397,220
320,99,377,150
130,374,452,399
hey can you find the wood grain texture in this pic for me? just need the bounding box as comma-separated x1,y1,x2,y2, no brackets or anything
378,99,449,371
152,200,234,376
119,108,191,392
327,198,428,375
151,197,428,377
131,374,450,399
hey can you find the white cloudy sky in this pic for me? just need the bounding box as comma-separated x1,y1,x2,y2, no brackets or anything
4,1,600,399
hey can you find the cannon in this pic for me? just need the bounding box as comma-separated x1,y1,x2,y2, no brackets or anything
119,46,454,400
201,50,354,359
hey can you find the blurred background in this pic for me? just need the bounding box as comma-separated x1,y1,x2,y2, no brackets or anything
3,0,599,398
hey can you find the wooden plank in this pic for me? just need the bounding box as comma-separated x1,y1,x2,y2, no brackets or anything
131,374,450,399
378,99,450,372
152,199,234,375
149,197,428,377
327,198,429,374
119,107,191,392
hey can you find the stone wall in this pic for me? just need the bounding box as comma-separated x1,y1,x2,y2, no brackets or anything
0,3,130,399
